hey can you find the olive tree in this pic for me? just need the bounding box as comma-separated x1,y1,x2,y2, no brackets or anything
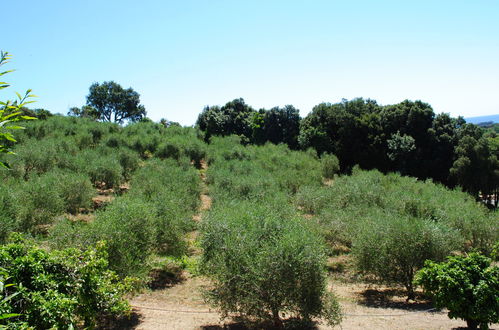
352,214,460,300
201,201,342,327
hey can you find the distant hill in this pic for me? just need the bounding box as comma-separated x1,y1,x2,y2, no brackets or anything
465,114,499,125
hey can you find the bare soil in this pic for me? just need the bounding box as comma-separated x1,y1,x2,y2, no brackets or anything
125,277,493,330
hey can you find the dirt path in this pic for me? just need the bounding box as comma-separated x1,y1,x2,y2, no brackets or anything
127,280,479,330
130,160,218,329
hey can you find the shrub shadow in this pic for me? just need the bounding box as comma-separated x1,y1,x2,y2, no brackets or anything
358,288,435,311
201,317,320,330
96,309,142,329
147,268,185,290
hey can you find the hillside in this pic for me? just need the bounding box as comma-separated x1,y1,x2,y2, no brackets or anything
0,116,497,329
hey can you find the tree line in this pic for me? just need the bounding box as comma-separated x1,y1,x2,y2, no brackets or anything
196,98,499,205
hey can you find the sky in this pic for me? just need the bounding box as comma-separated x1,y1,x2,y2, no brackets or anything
3,0,499,126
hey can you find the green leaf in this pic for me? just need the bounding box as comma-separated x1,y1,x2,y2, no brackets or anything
3,133,16,142
0,313,21,320
2,111,21,120
5,125,25,130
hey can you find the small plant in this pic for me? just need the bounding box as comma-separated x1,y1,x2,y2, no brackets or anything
415,253,499,329
321,153,340,179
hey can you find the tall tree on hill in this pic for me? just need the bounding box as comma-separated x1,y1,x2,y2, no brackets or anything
85,81,146,124
197,98,255,142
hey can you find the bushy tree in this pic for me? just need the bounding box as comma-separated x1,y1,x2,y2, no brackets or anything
450,123,499,199
353,214,460,299
85,81,146,124
197,98,255,141
416,253,499,329
321,153,340,179
252,105,301,148
67,105,99,120
201,201,341,327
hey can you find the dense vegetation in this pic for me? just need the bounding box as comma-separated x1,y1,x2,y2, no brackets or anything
201,137,341,326
0,55,497,327
197,98,499,205
0,114,497,327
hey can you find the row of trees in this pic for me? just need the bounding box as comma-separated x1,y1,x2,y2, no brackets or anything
196,98,499,204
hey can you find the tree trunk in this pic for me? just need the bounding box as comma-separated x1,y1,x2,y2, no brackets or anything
405,269,416,301
272,309,283,328
466,319,478,329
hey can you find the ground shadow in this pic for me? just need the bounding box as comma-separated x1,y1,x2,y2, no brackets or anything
96,309,142,329
147,268,185,290
201,317,320,330
358,288,436,311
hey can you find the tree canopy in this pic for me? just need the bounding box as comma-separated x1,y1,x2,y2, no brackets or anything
198,97,498,205
84,81,146,124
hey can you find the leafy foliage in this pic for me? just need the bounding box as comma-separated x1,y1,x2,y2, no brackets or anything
84,81,146,124
201,201,341,327
0,236,131,328
201,137,341,326
353,214,460,299
321,153,340,179
0,51,36,168
416,253,499,329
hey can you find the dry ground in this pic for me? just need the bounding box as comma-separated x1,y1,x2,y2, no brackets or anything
125,277,492,330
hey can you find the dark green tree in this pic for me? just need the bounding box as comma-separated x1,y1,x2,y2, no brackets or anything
85,81,146,124
67,105,99,120
450,124,499,200
299,98,383,172
197,98,255,142
252,105,301,148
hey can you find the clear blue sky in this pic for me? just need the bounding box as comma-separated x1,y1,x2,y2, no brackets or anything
3,0,499,125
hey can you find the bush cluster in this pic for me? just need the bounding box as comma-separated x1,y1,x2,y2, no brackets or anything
294,168,498,298
49,159,201,278
0,235,131,328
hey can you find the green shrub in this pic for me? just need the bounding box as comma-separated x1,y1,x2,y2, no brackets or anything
352,214,461,299
304,169,497,253
0,184,17,243
127,159,200,255
53,170,95,214
416,253,499,329
201,201,342,327
321,153,340,179
0,236,131,328
85,155,123,189
47,218,93,251
155,141,181,160
14,174,66,232
89,197,157,277
118,148,140,180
